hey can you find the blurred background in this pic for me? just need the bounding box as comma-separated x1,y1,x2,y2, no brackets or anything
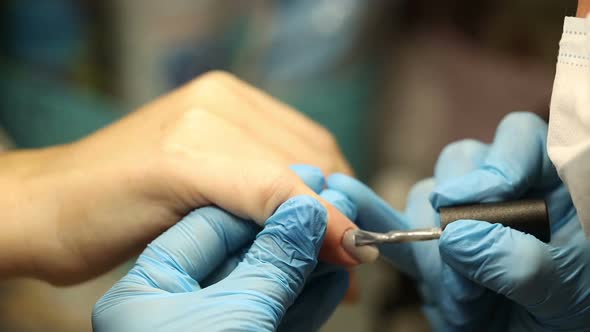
0,0,579,331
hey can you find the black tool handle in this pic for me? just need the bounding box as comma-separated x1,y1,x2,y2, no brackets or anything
439,199,551,243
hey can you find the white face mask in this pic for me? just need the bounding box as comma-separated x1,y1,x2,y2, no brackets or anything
547,15,590,237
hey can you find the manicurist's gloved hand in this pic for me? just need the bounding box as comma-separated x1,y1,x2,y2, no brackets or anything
327,158,474,331
93,193,350,332
328,113,590,331
431,112,590,331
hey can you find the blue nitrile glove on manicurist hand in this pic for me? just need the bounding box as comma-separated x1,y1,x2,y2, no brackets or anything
328,113,590,331
93,165,353,332
433,113,590,331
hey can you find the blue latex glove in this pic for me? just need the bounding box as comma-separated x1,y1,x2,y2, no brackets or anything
198,165,356,331
328,113,590,331
93,164,353,332
327,165,470,331
432,112,590,331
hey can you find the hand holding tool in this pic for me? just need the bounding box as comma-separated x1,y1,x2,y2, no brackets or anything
352,199,550,246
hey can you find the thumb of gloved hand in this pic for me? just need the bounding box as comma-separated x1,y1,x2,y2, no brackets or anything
206,195,328,330
439,218,590,332
438,220,560,316
439,220,553,304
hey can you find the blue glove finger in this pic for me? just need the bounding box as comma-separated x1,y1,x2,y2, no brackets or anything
404,181,446,330
202,188,354,289
438,273,501,331
277,188,354,330
200,246,249,288
434,139,489,183
422,305,445,332
405,179,439,229
406,179,491,330
405,180,443,300
431,116,557,327
290,164,325,193
214,195,327,329
327,174,407,232
278,264,349,332
327,173,418,277
278,188,354,330
131,207,259,293
430,112,560,209
320,188,358,221
430,139,494,330
439,220,555,310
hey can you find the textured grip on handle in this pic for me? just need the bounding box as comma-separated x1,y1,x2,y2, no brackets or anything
439,199,551,243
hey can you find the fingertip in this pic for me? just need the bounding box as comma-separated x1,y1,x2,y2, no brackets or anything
326,173,371,211
429,191,448,211
328,173,407,230
408,179,436,210
290,164,326,193
319,203,362,266
320,189,358,221
429,171,514,210
429,178,475,211
429,181,463,210
435,139,488,182
498,112,546,134
326,173,374,200
326,173,357,190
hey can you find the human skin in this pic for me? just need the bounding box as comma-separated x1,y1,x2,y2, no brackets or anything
0,71,376,285
579,0,590,17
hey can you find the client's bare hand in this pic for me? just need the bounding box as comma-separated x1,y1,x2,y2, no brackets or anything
1,71,375,285
579,0,590,17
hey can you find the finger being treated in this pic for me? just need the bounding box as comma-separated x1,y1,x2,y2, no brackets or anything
327,173,418,275
319,189,379,265
174,159,368,266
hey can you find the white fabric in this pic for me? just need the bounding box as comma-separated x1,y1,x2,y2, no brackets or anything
547,15,590,237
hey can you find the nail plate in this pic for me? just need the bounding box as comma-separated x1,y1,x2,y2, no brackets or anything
342,229,379,264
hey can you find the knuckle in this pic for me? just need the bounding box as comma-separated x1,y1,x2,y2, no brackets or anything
197,70,235,84
188,70,235,97
156,108,217,160
319,157,340,176
316,127,339,151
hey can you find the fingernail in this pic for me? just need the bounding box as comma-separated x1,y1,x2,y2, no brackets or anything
342,229,379,264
